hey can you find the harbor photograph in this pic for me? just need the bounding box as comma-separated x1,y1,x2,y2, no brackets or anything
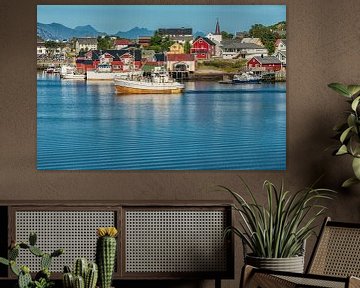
37,5,286,170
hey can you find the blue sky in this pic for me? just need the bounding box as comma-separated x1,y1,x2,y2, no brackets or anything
37,5,286,35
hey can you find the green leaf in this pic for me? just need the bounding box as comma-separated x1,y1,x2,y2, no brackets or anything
347,85,360,97
342,177,360,188
347,114,356,128
336,145,348,155
328,83,352,98
352,157,360,179
10,261,20,276
29,232,37,246
351,96,360,111
340,126,353,143
349,135,360,156
0,257,9,266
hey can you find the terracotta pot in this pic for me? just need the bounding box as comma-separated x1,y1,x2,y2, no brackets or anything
245,254,305,273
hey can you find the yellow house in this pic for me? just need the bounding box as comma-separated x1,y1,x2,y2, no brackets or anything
168,42,184,54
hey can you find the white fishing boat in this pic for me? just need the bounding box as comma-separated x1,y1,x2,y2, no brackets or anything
114,67,184,94
62,73,86,80
60,65,85,80
45,64,59,74
232,71,261,84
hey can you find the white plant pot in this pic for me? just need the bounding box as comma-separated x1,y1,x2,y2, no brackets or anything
245,254,305,273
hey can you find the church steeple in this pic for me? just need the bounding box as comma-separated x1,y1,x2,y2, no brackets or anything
215,18,221,35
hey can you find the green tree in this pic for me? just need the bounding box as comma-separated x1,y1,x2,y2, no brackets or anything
147,31,174,52
184,40,191,54
44,41,64,49
249,24,276,54
221,31,234,40
97,36,113,50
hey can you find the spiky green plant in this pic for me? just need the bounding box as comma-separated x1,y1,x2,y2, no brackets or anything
63,260,98,288
0,232,63,288
96,227,118,288
328,83,360,187
221,179,335,258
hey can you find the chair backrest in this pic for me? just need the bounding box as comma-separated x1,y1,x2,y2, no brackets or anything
307,217,360,277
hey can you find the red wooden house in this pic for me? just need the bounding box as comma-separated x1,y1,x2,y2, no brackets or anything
190,36,216,59
76,49,142,73
247,56,283,72
114,39,131,50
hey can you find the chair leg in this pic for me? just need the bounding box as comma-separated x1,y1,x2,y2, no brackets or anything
240,265,255,288
349,276,360,288
240,265,296,288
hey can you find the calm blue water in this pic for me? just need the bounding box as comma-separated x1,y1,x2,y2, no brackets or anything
37,73,286,170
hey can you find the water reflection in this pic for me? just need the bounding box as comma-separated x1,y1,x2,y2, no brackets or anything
37,73,286,170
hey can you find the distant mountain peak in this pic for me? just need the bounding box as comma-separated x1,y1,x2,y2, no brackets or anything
115,27,154,39
37,22,104,41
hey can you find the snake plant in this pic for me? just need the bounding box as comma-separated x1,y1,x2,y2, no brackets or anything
221,178,335,258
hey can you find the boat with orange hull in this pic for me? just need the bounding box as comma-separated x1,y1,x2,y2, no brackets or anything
114,66,184,94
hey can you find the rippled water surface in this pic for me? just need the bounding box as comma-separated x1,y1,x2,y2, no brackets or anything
37,73,286,170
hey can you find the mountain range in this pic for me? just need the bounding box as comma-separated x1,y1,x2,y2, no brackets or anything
37,22,205,41
37,23,155,40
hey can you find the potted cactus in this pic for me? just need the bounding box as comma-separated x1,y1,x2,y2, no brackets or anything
96,227,118,288
62,258,98,288
0,232,63,288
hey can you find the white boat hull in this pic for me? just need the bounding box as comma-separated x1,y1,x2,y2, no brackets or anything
114,79,185,94
62,74,86,80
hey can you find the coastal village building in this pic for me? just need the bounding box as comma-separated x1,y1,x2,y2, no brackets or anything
141,53,166,74
206,19,223,57
114,39,131,50
37,43,47,56
190,36,216,59
154,53,166,66
273,39,287,66
235,31,247,40
273,50,286,66
247,55,283,72
221,40,268,59
142,50,156,62
168,43,184,54
158,28,193,44
274,39,286,52
241,37,264,47
75,38,98,53
137,36,151,48
166,54,196,73
75,49,142,73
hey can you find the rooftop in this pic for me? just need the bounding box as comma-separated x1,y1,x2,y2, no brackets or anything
253,55,282,64
77,38,97,45
221,40,265,50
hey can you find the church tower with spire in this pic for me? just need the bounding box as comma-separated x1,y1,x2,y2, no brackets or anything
207,18,222,44
215,18,221,35
206,18,223,57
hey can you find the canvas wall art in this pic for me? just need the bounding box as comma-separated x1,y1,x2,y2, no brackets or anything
37,5,286,170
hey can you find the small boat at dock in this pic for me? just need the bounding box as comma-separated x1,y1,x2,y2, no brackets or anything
114,67,184,94
232,71,261,84
45,64,60,74
60,65,86,80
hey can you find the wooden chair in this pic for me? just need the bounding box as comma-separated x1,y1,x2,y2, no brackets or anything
241,217,360,288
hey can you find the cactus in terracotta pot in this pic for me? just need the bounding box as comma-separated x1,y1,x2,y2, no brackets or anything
96,227,118,288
